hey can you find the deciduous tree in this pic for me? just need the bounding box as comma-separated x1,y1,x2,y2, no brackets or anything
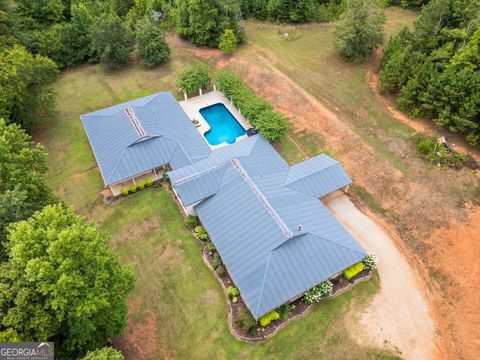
0,205,135,358
91,11,134,69
136,17,170,67
219,29,237,54
333,0,385,62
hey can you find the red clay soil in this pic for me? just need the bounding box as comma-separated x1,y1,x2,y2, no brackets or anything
425,206,480,360
112,298,166,360
171,36,480,359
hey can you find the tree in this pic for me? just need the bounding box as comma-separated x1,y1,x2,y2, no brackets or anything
0,46,58,132
136,17,170,67
176,0,244,47
82,347,124,360
219,29,237,54
380,0,480,145
176,65,212,94
0,119,57,259
266,0,316,23
91,11,134,69
333,0,385,62
14,0,65,25
0,205,135,358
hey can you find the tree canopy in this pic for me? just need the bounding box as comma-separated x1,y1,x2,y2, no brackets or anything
176,65,212,94
91,11,135,70
176,0,245,47
81,347,124,360
0,119,57,259
0,205,135,358
0,45,58,132
333,0,385,62
136,16,170,68
380,0,480,145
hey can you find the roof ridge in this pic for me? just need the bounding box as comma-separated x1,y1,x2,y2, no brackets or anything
231,159,293,238
106,148,128,184
284,156,339,185
254,251,273,317
173,164,225,186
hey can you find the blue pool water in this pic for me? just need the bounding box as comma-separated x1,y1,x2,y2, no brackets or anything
200,103,246,146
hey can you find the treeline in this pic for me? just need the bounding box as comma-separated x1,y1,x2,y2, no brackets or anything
0,0,170,133
0,120,134,359
380,0,480,145
240,0,346,23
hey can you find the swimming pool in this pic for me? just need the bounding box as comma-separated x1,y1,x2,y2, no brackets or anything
200,103,246,146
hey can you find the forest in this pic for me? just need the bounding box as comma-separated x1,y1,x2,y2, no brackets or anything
0,0,479,359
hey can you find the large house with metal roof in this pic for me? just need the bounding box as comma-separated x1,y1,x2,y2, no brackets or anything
81,91,367,320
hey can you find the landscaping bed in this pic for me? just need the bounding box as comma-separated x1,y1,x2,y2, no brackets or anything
200,235,375,341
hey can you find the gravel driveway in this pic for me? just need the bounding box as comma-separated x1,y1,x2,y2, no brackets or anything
326,194,437,360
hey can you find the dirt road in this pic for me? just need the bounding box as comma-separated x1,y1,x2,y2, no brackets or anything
326,194,436,359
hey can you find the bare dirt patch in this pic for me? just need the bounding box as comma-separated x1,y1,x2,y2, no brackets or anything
112,298,164,360
425,207,480,360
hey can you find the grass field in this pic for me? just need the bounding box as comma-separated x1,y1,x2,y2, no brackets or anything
34,30,405,359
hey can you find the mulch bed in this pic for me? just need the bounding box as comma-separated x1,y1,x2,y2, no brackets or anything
202,243,373,341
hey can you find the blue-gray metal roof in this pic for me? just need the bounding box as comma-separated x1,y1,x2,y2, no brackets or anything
181,136,367,319
285,154,352,198
80,92,211,185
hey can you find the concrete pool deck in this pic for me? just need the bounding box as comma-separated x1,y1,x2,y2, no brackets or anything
179,91,251,150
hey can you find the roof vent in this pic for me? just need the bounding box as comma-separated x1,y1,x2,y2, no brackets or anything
298,224,303,232
125,107,145,137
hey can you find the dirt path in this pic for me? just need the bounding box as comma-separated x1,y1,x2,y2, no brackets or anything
326,194,436,359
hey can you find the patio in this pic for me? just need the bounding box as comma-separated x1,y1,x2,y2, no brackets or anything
179,91,251,150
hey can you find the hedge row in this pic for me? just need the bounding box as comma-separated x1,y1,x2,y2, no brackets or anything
216,70,289,142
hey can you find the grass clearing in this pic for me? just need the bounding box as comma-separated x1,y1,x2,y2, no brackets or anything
38,41,399,358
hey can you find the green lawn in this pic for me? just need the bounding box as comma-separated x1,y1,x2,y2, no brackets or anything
37,41,399,359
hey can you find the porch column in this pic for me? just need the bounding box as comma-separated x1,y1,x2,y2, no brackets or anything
184,92,188,101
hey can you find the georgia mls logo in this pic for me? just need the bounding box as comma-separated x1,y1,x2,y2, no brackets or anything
0,342,54,360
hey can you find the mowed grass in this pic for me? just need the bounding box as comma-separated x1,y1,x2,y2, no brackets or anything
244,8,418,178
38,42,399,359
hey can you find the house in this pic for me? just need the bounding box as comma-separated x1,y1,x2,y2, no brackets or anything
81,92,367,320
80,92,211,196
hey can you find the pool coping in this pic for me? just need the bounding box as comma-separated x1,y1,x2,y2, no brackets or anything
179,91,251,150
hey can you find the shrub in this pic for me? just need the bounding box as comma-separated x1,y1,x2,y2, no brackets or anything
343,262,364,280
414,135,468,169
162,170,170,180
194,226,209,240
185,215,199,229
212,253,222,269
121,187,129,196
219,29,237,54
276,303,294,320
303,280,334,304
259,310,280,327
216,266,225,277
216,70,288,142
233,307,257,336
362,252,378,270
227,286,239,300
176,65,211,94
206,242,216,252
145,178,154,187
232,296,238,303
137,181,145,190
129,184,137,193
254,109,289,142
